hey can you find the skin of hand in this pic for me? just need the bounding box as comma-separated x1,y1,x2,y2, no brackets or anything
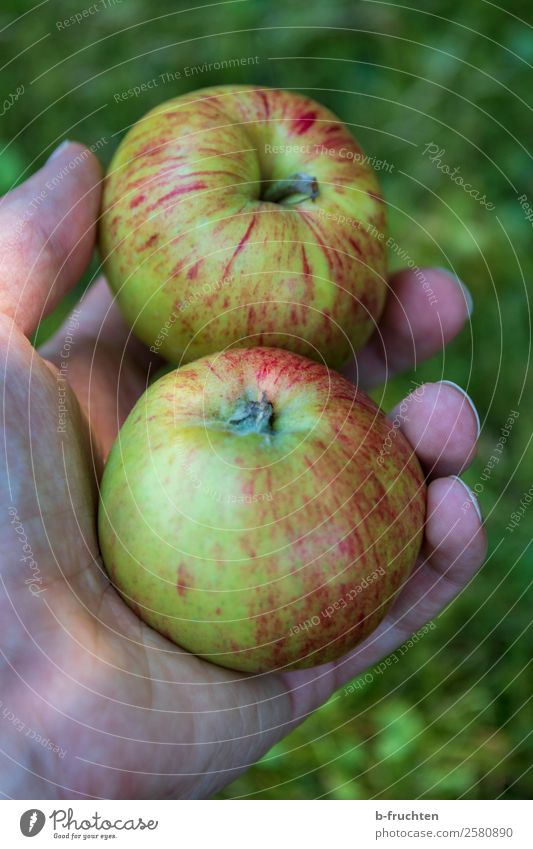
0,143,486,800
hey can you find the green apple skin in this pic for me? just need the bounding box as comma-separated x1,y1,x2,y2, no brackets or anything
99,86,387,368
98,348,425,673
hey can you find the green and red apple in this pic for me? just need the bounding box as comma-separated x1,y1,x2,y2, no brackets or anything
100,86,387,367
98,348,425,673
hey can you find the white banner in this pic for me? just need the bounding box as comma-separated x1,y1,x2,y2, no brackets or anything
1,799,530,847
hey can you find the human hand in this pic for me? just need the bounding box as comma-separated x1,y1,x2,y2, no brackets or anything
0,144,486,799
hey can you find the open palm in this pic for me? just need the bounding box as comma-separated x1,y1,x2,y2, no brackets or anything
0,145,486,799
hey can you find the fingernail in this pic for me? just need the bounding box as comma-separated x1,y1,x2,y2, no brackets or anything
435,267,473,317
438,380,481,438
47,140,71,162
451,476,483,522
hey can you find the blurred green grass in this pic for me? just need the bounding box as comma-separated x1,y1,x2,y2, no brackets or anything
1,0,531,799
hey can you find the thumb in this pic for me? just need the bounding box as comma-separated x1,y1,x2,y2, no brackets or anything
0,141,102,336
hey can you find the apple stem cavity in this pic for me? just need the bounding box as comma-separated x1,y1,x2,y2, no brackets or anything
262,172,319,205
226,393,274,435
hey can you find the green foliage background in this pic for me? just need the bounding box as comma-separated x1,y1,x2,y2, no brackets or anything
1,0,531,799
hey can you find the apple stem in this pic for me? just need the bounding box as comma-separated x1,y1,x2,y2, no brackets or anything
262,172,319,205
226,393,274,435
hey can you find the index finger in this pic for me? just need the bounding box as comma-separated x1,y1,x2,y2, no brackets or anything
0,141,102,336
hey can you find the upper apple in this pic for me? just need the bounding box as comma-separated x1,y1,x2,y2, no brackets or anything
100,86,388,367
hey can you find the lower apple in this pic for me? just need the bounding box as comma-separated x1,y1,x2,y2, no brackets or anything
98,347,425,673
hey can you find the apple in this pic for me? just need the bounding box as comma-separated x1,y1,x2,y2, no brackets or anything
100,85,388,368
98,347,425,673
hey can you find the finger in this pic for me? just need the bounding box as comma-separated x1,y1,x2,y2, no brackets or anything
284,476,486,716
39,278,162,459
390,380,480,478
40,276,157,368
0,314,98,595
0,141,102,336
343,267,472,388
